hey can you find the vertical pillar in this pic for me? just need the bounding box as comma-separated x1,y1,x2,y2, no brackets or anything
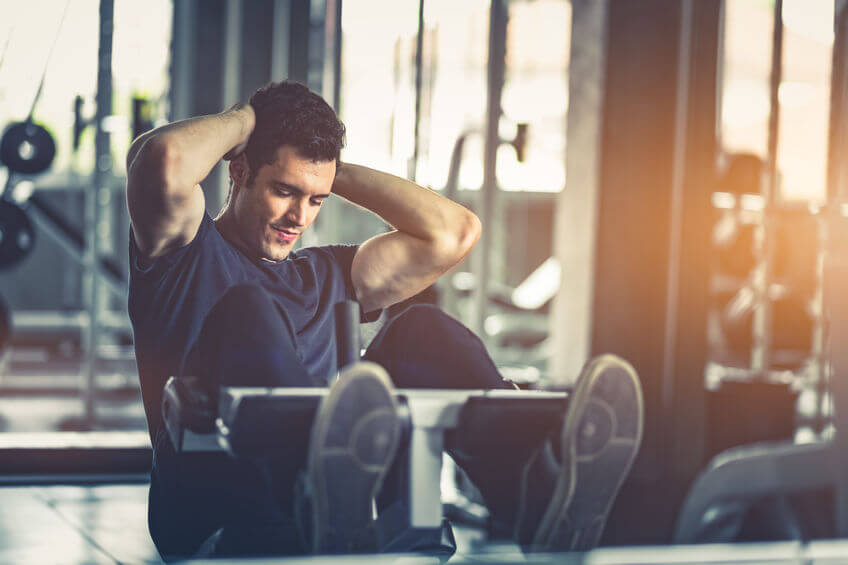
169,0,226,212
82,0,115,427
470,0,508,340
828,215,848,537
666,0,721,480
752,0,784,372
551,1,719,496
239,0,274,101
827,0,848,539
322,0,342,111
169,0,196,123
288,0,311,84
271,0,292,81
549,0,609,383
218,0,244,207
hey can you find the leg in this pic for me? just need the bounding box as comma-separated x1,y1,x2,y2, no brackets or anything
364,305,645,553
184,283,318,389
514,355,644,552
362,304,511,553
363,303,511,390
307,362,402,554
152,284,318,559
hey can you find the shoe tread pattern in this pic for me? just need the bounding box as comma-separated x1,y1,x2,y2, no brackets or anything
531,354,644,552
308,362,401,554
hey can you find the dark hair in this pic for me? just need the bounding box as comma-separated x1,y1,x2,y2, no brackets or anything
245,80,346,182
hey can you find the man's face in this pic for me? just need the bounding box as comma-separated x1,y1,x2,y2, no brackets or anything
229,145,335,262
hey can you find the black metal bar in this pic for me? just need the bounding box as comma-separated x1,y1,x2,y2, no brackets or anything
335,300,361,369
829,2,848,203
288,0,311,84
331,0,343,111
661,0,693,473
766,0,784,194
410,0,425,181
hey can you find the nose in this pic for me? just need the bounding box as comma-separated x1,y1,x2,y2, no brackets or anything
286,197,311,227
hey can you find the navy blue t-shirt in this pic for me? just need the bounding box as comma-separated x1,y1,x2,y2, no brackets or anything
128,212,374,442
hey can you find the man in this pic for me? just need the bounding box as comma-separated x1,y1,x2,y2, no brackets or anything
126,80,643,560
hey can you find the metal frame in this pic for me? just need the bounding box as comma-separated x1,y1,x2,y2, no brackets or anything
79,0,115,427
410,0,425,182
470,0,508,341
271,0,292,81
751,0,785,373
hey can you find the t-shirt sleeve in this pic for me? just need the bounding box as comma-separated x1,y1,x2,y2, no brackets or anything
320,244,383,323
128,212,212,283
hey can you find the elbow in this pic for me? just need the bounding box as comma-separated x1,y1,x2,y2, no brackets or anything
432,212,480,266
455,212,481,256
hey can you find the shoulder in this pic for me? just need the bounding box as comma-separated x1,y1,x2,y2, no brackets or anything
292,244,358,271
289,243,358,290
291,244,382,322
129,211,220,281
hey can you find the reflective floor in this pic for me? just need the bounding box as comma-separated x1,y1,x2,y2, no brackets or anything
4,482,848,564
0,485,160,564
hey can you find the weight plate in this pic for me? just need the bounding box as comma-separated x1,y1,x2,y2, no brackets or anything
0,200,36,269
0,121,56,175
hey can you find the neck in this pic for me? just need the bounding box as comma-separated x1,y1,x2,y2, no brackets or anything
214,207,250,257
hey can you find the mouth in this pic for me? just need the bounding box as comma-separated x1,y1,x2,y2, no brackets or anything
271,226,299,243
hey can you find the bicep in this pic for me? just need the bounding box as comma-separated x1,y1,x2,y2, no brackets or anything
351,230,471,313
126,147,206,259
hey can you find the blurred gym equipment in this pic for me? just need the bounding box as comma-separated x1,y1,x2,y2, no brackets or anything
674,205,848,544
0,122,56,176
0,293,10,374
670,0,848,548
0,0,136,431
0,1,67,180
449,256,561,382
0,199,35,269
440,121,529,328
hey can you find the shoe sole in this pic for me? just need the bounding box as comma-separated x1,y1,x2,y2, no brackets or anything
308,362,401,554
530,354,644,551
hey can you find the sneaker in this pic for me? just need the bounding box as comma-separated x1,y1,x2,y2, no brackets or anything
515,354,644,552
307,361,402,554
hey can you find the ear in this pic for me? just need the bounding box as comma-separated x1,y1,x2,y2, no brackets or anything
228,154,250,187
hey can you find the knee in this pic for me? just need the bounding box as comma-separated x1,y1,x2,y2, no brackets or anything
389,303,443,326
384,303,466,339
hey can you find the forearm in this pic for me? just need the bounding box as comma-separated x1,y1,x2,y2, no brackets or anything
333,163,480,245
127,105,255,190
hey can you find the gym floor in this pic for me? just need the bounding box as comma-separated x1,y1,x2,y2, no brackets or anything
6,482,848,565
0,483,518,564
0,485,158,564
